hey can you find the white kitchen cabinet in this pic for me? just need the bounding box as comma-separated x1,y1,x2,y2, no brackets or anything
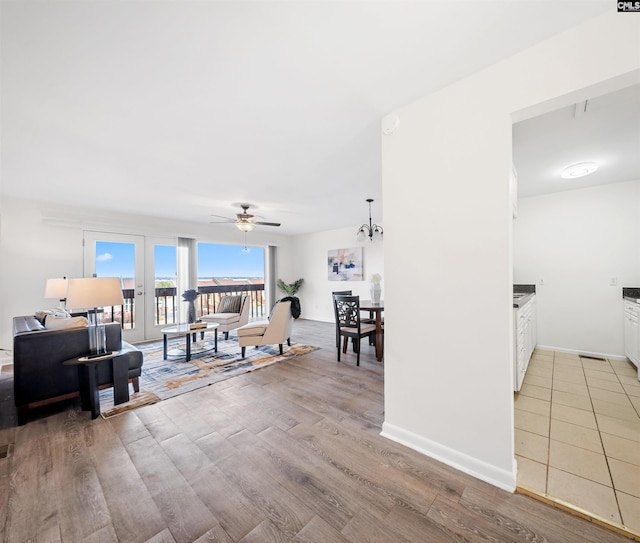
624,300,639,372
514,295,536,391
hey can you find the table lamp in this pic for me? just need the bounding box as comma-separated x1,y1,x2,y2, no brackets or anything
66,277,124,357
44,277,68,311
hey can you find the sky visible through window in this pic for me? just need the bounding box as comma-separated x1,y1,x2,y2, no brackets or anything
198,243,264,278
95,241,264,279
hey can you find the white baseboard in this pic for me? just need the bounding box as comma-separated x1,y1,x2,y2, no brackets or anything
536,344,627,361
299,314,333,324
380,421,517,493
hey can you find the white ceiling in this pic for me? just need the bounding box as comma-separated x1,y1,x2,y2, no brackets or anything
514,83,640,198
0,0,617,236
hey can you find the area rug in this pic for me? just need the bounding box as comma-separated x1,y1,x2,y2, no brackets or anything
99,337,318,418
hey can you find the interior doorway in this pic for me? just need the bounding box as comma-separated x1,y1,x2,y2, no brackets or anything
511,78,640,535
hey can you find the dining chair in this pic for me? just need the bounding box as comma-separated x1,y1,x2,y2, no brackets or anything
333,295,376,366
332,290,352,348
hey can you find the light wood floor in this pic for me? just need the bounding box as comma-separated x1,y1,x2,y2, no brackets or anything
0,319,632,542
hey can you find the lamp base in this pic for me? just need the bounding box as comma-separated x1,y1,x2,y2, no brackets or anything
87,309,108,356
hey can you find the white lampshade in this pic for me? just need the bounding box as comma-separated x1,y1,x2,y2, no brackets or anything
66,277,124,309
44,278,68,299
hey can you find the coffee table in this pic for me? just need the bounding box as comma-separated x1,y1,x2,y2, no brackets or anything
161,322,219,362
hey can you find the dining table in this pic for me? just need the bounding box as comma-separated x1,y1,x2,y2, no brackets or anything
359,299,384,362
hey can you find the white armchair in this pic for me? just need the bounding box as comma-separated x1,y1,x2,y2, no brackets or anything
201,295,250,340
237,300,294,358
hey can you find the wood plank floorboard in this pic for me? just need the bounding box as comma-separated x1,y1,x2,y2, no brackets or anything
48,412,117,542
257,424,393,523
291,515,350,543
0,318,633,542
237,519,289,543
125,433,218,543
287,418,440,519
214,443,316,540
459,485,615,543
5,418,62,542
227,428,354,531
145,528,179,543
87,418,170,543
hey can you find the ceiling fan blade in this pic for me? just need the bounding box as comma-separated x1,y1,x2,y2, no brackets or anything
210,213,234,220
253,221,281,227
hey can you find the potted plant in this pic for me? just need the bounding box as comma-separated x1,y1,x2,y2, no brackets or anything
277,278,304,318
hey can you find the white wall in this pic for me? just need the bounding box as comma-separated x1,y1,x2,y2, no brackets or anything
514,179,640,359
289,226,384,322
381,12,639,491
0,195,294,350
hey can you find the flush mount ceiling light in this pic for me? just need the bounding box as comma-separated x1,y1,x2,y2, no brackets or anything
561,161,598,179
356,198,383,242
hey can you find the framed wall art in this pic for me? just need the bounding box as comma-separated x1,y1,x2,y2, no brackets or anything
327,247,363,281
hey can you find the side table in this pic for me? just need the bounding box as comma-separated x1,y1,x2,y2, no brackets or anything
63,351,128,419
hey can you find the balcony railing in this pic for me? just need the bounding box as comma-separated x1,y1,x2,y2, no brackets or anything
104,284,266,329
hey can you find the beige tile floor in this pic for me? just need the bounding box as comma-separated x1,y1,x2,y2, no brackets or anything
515,349,640,533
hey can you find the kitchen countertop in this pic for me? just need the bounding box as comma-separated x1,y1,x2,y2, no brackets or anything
623,287,640,304
513,284,536,308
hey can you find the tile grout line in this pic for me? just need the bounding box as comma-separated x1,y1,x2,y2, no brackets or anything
545,351,554,495
614,361,640,420
608,357,640,515
582,355,625,527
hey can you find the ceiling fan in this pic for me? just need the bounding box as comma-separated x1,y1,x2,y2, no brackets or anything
210,204,281,232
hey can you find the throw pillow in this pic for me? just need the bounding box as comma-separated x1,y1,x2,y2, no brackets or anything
45,316,89,330
35,308,71,324
35,310,51,324
218,295,242,314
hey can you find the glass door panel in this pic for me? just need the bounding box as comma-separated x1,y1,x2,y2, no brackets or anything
150,243,178,332
84,232,145,343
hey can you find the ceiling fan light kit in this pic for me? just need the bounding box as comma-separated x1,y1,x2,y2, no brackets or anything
211,204,281,232
235,221,256,232
356,198,383,242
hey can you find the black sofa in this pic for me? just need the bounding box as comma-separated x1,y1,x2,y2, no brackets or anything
13,315,143,425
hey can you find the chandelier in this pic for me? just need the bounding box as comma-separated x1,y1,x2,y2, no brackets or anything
356,198,383,242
